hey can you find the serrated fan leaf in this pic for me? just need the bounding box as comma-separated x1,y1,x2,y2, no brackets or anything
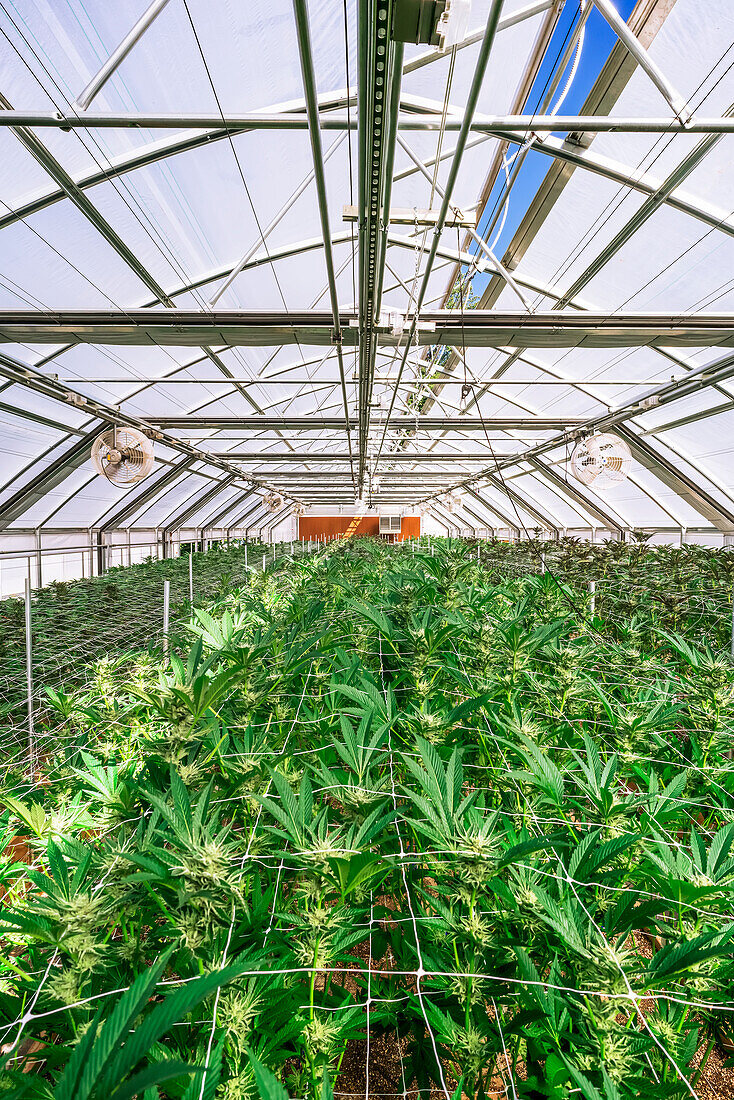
170,767,192,833
265,771,302,837
73,951,173,1100
246,1048,289,1100
570,831,637,880
416,737,447,803
497,832,567,870
446,748,463,816
45,841,69,898
644,926,734,985
104,960,251,1088
111,1061,199,1100
53,1007,103,1100
346,601,394,640
708,823,734,877
564,1061,604,1100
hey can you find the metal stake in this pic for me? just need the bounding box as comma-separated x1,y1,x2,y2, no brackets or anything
24,577,35,775
188,552,193,604
589,579,596,616
163,579,170,657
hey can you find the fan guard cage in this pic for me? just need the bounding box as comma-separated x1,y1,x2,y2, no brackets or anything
571,433,632,489
91,428,155,487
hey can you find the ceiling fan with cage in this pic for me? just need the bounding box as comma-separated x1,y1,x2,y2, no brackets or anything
91,427,155,487
571,433,632,490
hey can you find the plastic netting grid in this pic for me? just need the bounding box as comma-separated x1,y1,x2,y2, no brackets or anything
0,541,313,778
1,535,733,1099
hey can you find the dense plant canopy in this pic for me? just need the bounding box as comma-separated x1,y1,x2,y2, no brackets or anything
1,537,733,1099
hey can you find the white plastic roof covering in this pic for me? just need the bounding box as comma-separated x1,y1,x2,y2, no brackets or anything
0,0,733,536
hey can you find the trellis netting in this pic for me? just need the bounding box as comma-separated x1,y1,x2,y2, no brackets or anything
0,540,308,781
1,537,733,1098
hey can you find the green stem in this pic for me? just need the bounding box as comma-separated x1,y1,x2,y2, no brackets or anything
691,1033,715,1088
309,934,321,1021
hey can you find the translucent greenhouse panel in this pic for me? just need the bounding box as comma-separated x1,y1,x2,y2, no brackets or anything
122,471,211,529
656,411,734,489
19,467,117,529
512,468,610,530
0,420,69,497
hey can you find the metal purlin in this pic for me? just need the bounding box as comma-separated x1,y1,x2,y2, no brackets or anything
357,0,403,495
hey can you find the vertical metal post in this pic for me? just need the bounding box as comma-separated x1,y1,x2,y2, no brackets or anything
163,579,170,657
127,527,132,566
541,551,546,574
245,542,248,570
35,528,43,589
589,580,596,616
188,551,193,605
24,577,35,775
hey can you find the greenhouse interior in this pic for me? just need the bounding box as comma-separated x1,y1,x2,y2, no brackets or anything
3,0,734,1096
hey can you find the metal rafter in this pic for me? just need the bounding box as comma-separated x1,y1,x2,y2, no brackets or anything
203,451,515,462
6,309,734,348
148,416,584,430
4,111,734,133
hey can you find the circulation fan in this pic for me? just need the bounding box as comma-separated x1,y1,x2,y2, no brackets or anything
571,433,632,490
264,492,283,512
91,427,155,487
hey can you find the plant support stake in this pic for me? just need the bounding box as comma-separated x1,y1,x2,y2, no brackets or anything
24,576,35,775
163,579,170,657
188,552,193,605
589,579,596,616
